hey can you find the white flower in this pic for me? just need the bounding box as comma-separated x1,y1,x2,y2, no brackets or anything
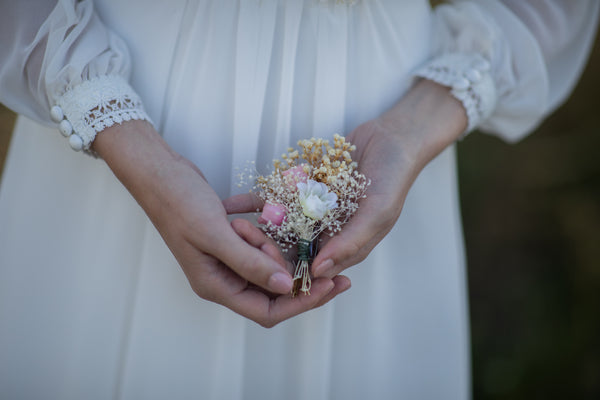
297,179,338,220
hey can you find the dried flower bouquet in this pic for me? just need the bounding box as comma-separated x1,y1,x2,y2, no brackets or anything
249,134,369,297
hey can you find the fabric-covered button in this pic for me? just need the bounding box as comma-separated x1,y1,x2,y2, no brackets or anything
453,77,470,91
50,106,64,123
465,68,482,83
69,134,84,151
59,120,73,137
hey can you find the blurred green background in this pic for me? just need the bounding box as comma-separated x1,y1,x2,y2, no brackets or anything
458,33,600,398
0,31,598,400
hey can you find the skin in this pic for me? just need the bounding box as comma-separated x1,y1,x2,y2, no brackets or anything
92,79,466,328
311,79,467,277
92,116,350,328
225,79,468,283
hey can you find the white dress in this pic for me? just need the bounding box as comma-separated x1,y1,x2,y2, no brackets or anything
0,1,597,399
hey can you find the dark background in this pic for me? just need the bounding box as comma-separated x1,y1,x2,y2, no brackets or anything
458,33,600,399
1,28,598,400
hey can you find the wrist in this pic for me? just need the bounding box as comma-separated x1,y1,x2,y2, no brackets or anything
377,79,467,171
92,120,186,212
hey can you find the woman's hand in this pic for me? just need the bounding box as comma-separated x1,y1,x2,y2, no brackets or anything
311,80,469,278
93,120,348,327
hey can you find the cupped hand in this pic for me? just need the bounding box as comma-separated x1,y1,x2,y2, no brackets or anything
309,119,415,278
311,79,469,278
93,120,349,327
222,81,467,286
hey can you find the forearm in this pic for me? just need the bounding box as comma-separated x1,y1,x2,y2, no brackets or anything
91,120,194,222
376,79,468,174
311,79,468,277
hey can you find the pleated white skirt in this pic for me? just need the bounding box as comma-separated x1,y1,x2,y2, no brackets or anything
0,1,470,398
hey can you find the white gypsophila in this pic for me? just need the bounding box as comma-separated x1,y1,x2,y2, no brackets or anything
297,179,338,220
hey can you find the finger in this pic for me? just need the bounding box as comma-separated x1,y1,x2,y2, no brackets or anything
314,229,387,279
311,199,386,277
311,275,351,309
208,219,293,295
182,250,249,302
223,193,264,214
318,235,384,279
231,218,286,266
224,277,336,328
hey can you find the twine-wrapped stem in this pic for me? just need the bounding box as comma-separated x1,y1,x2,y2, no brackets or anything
292,238,313,297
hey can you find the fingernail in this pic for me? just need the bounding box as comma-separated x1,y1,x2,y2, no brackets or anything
313,259,334,277
339,280,352,294
324,279,335,293
268,272,293,294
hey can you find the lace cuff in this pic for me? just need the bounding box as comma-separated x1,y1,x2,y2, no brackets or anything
49,75,151,154
414,53,497,135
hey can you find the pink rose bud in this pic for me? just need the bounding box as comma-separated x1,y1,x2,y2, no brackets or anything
282,164,308,190
258,203,287,226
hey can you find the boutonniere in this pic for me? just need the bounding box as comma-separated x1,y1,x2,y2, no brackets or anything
250,135,369,296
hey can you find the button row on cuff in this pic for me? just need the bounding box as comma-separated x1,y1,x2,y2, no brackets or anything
450,58,490,92
50,105,84,151
413,53,496,135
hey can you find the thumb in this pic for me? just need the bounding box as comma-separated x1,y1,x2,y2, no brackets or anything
209,219,293,295
312,200,388,278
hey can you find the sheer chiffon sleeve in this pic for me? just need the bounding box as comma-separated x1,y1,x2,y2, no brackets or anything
2,1,597,147
0,0,149,151
424,0,599,142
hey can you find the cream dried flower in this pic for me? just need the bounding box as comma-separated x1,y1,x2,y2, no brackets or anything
297,180,338,220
